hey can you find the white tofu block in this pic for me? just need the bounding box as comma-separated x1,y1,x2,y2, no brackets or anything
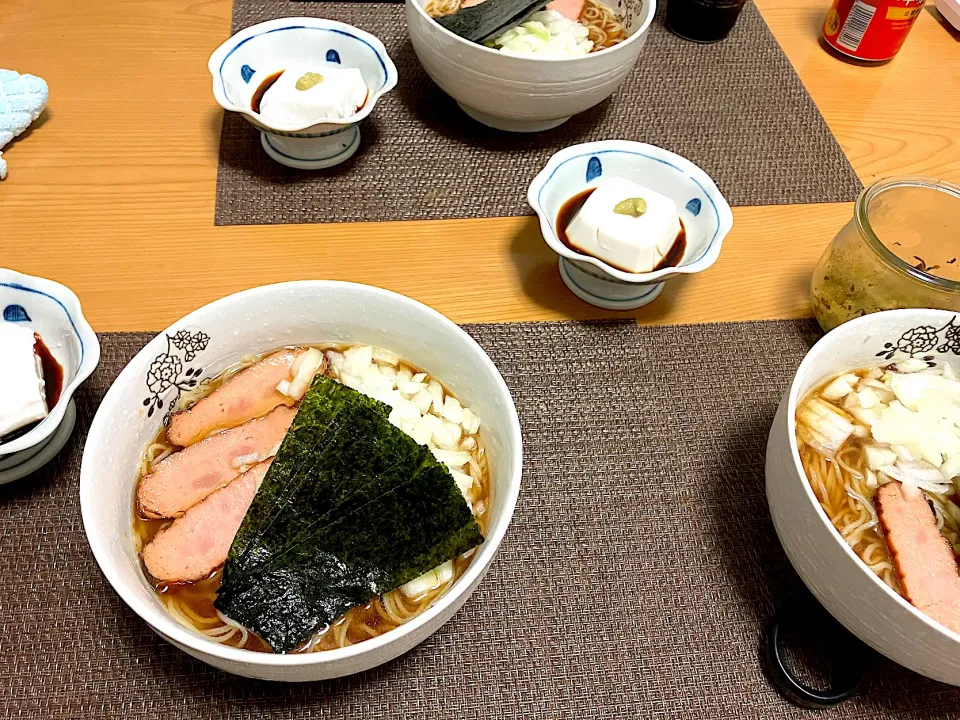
259,64,368,125
0,323,48,438
566,177,682,273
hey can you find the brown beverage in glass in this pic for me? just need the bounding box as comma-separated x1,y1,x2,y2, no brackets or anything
666,0,749,43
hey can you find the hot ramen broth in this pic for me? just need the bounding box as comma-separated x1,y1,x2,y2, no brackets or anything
796,358,960,631
134,344,491,653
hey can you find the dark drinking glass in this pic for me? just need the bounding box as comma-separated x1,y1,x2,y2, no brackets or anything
666,0,750,43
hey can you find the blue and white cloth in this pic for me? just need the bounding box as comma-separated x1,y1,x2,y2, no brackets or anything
0,69,49,180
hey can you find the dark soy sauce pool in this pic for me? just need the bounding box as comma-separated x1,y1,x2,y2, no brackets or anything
35,334,63,408
0,333,64,444
556,187,687,273
251,70,284,114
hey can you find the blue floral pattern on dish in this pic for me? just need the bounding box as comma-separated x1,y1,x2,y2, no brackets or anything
685,198,702,216
241,64,256,83
586,156,602,183
326,49,341,64
3,304,30,322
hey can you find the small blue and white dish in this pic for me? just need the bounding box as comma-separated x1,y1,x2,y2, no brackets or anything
208,17,398,170
528,140,734,310
0,268,100,483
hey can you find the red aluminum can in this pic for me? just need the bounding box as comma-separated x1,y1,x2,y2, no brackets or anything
822,0,925,61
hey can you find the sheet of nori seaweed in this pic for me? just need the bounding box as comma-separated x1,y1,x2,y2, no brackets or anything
435,0,548,43
223,376,386,584
223,400,433,588
215,379,485,653
216,460,482,652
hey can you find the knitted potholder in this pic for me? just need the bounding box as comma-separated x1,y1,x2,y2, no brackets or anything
0,69,49,180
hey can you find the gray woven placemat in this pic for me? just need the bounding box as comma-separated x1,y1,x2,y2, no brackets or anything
5,320,960,719
214,2,863,225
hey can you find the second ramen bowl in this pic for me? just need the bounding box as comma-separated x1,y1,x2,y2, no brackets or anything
80,281,523,681
406,0,656,132
766,308,960,686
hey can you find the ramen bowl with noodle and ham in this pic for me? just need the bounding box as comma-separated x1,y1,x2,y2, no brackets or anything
80,281,522,681
766,308,960,686
405,0,655,132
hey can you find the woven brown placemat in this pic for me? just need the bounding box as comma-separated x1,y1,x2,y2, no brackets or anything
214,2,863,226
4,321,960,719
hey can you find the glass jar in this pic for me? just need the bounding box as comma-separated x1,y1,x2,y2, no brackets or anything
811,176,960,332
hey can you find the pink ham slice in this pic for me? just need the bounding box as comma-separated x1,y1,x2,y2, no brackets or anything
876,481,960,634
547,0,585,21
167,348,303,447
142,460,271,583
460,0,585,19
138,405,295,519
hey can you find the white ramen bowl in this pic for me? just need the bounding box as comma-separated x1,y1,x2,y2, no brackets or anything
528,140,732,309
80,281,523,681
406,0,655,132
766,308,960,685
208,18,398,169
0,268,99,481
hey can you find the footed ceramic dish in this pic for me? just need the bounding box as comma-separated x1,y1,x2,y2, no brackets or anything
0,268,99,483
209,18,398,169
528,140,733,309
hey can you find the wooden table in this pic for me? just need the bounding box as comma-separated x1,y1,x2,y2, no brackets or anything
1,0,958,331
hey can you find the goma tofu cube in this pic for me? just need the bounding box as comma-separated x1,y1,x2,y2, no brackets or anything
259,64,368,125
566,177,682,273
0,323,48,438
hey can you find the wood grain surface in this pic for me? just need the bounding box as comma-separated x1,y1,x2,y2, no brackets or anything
1,0,958,330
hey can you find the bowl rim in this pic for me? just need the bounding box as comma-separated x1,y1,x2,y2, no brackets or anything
79,280,524,668
785,308,960,647
527,140,734,283
0,267,100,456
207,17,399,133
406,0,656,64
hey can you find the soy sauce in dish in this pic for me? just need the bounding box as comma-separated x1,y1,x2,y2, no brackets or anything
556,187,687,273
35,334,63,409
251,70,284,114
0,333,64,444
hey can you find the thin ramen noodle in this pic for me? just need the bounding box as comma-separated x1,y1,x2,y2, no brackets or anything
796,363,960,599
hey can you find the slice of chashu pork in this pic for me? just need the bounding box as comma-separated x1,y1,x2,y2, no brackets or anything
143,460,271,583
876,481,960,634
138,405,295,519
166,348,305,447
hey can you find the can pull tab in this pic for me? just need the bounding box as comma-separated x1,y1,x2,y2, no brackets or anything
761,591,874,709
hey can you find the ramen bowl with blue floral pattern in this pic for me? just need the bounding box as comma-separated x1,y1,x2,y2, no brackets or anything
528,140,733,310
208,18,398,170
